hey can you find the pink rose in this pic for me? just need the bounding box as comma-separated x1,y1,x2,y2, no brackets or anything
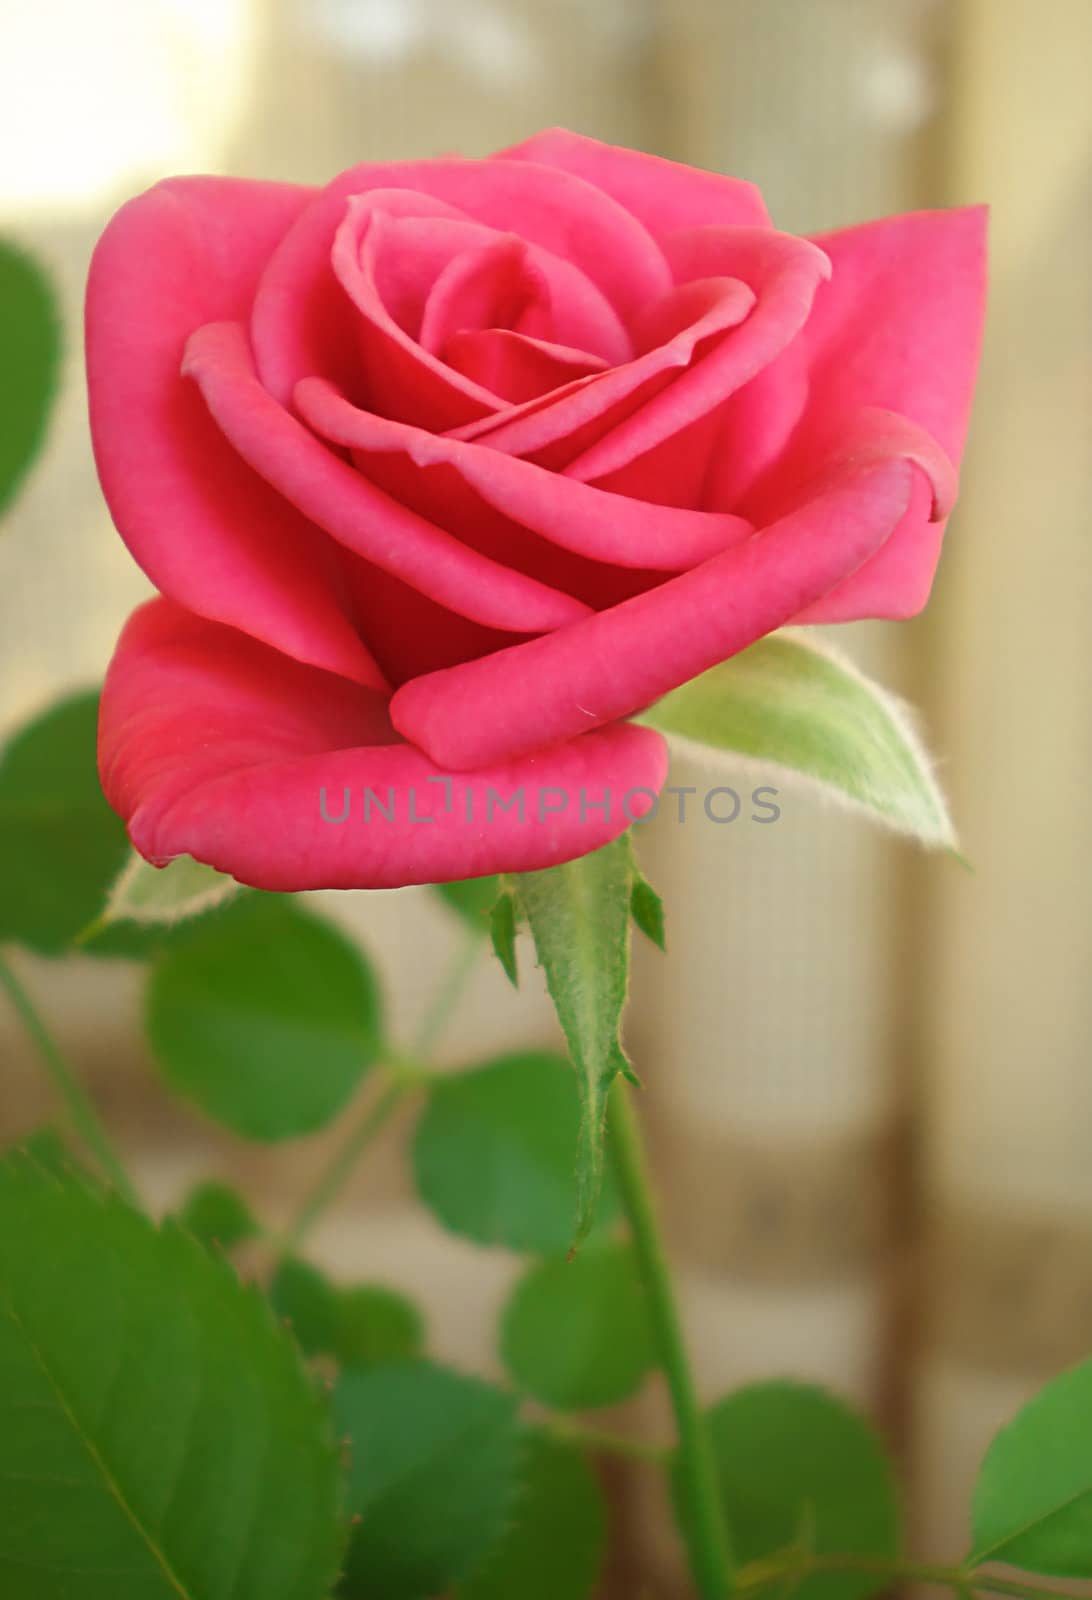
89,129,985,889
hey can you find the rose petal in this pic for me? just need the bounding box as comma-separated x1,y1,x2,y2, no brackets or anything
563,227,832,483
296,377,754,572
390,457,918,770
345,194,503,337
495,128,772,235
337,199,633,420
413,222,629,364
333,205,503,429
446,274,757,470
804,207,987,465
417,231,544,350
585,410,724,512
795,467,937,624
336,560,542,686
85,175,383,688
751,206,988,620
183,322,591,634
309,187,469,337
100,599,668,891
251,155,672,407
700,352,811,512
443,328,608,404
329,205,631,426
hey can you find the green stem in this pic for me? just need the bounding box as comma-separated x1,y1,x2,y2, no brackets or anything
546,1416,671,1466
825,1556,1079,1600
606,1076,734,1598
965,1577,1086,1600
0,948,138,1205
277,1078,410,1259
737,1552,1081,1600
277,927,483,1258
412,926,481,1057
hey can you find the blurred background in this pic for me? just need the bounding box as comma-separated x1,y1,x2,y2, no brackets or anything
1,0,1090,1588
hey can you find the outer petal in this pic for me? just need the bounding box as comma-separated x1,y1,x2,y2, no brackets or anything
85,176,381,687
183,322,590,634
99,600,668,891
495,128,772,235
295,377,753,572
757,206,988,620
803,208,987,465
251,156,672,407
390,457,917,770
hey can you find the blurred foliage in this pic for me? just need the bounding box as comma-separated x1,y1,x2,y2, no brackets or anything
0,667,1086,1597
0,237,60,519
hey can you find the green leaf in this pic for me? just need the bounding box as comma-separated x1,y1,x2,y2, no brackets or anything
146,895,383,1140
513,838,636,1248
969,1355,1092,1575
413,1050,619,1255
335,1360,521,1599
489,884,519,986
84,851,243,944
271,1261,424,1369
500,1243,654,1411
630,871,666,951
637,630,955,848
0,238,60,518
271,1259,339,1357
333,1286,424,1369
433,875,502,931
689,1381,900,1600
456,1431,606,1600
4,1127,90,1184
0,691,130,955
81,882,253,964
176,1180,261,1252
0,1153,342,1600
0,694,231,964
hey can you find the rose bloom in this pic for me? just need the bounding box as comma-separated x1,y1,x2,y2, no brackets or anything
88,129,985,889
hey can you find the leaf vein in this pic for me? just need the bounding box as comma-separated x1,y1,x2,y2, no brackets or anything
2,1302,194,1599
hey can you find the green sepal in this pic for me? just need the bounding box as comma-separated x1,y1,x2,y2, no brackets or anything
488,880,520,986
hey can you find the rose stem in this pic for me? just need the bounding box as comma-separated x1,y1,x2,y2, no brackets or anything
410,924,482,1058
0,949,139,1205
276,926,482,1259
276,1078,409,1261
606,1074,734,1599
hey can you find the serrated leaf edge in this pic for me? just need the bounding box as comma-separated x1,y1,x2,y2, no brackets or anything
0,1154,346,1599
